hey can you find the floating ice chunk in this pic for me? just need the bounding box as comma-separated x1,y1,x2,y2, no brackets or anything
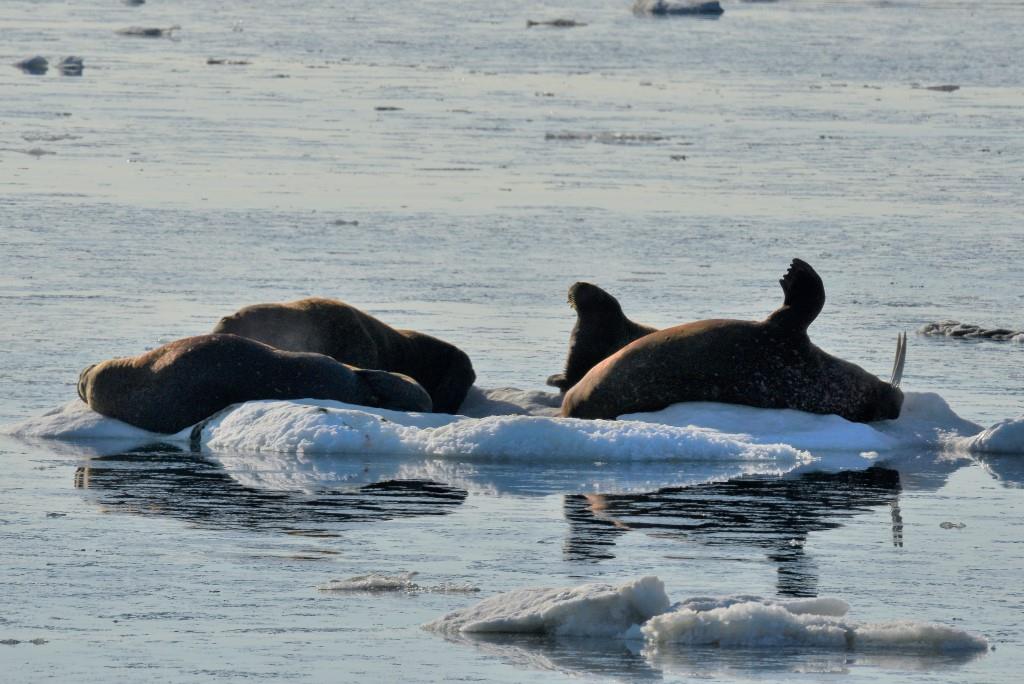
428,579,987,654
643,600,987,652
318,572,419,592
960,416,1024,454
675,595,849,617
4,400,175,441
919,320,1023,341
424,576,671,638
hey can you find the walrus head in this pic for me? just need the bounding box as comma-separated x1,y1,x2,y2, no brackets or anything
567,282,624,315
77,363,97,402
354,369,433,413
396,331,476,413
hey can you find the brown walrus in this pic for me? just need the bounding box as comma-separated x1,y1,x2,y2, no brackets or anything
212,298,476,414
561,259,906,423
546,282,656,393
77,334,432,434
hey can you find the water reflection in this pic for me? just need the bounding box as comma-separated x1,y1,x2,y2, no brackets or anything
564,467,902,597
437,633,659,682
74,444,467,534
976,454,1024,489
441,633,983,681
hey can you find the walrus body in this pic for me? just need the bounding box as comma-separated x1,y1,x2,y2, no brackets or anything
561,260,905,424
213,298,475,414
547,282,657,392
78,334,432,434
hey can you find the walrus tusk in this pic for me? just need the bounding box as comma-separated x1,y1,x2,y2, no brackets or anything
890,332,907,388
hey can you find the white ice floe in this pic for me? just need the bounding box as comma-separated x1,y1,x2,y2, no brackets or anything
642,601,987,652
198,398,810,463
425,577,988,654
4,399,176,442
5,388,1021,464
424,576,671,638
624,391,982,453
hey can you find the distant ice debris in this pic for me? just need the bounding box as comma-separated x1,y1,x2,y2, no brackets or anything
426,577,988,654
318,571,479,594
318,572,420,592
116,26,180,38
545,131,669,145
633,1,725,16
920,320,1023,342
526,19,587,29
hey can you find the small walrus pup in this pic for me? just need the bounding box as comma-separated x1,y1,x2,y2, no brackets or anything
78,334,432,434
562,259,907,424
213,298,475,414
547,282,657,392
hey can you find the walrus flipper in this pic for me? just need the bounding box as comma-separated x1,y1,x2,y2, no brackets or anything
546,373,571,391
769,258,826,332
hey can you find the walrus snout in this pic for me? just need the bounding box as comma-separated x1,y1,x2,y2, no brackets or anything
567,282,615,311
868,384,904,422
77,363,97,402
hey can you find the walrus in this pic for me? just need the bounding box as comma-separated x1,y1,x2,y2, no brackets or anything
77,334,432,434
212,297,475,414
561,259,907,423
546,282,657,392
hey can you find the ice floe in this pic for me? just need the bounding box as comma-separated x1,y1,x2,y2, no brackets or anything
5,388,1022,468
425,577,988,654
424,576,671,638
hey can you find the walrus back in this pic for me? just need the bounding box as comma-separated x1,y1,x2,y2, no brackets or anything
561,320,772,419
213,298,473,413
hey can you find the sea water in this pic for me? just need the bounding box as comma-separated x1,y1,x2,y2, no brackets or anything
2,0,1023,681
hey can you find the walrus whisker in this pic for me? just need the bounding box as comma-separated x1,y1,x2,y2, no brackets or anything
890,332,907,388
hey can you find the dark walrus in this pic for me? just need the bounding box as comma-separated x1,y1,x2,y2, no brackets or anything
561,259,906,423
213,297,476,414
547,282,656,393
78,334,433,434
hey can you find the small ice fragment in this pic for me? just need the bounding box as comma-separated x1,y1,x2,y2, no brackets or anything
317,571,419,592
